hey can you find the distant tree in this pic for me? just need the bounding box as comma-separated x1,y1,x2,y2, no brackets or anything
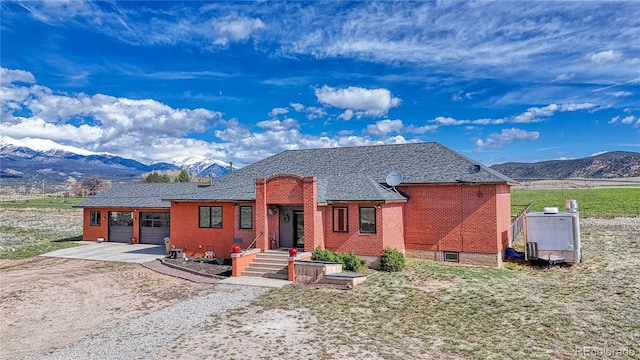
145,171,162,183
175,170,191,182
159,173,171,182
81,176,107,196
70,183,83,197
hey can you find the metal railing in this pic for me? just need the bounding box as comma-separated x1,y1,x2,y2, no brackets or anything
511,203,531,244
241,231,263,256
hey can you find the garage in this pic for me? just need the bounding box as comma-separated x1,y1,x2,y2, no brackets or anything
108,212,133,243
139,212,170,245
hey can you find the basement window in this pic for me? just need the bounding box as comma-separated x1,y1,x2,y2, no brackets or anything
443,252,459,262
90,211,101,226
199,206,222,228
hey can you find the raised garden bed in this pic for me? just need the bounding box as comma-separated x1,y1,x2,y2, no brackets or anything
161,258,232,278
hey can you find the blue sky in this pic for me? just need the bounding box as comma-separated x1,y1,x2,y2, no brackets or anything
1,1,639,167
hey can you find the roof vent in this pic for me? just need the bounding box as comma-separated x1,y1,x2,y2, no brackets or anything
543,207,559,214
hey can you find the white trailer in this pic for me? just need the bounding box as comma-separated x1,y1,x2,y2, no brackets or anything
524,200,581,264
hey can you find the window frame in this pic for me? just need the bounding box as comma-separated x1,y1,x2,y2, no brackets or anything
199,206,223,228
239,206,253,229
332,206,349,232
359,207,377,234
90,211,101,226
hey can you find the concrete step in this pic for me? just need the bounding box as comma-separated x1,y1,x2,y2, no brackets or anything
241,270,289,280
247,263,287,271
239,250,311,280
251,258,289,265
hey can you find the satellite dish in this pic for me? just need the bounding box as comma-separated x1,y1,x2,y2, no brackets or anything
468,164,481,174
386,171,403,187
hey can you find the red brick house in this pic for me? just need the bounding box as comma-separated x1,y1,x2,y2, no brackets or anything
76,142,517,267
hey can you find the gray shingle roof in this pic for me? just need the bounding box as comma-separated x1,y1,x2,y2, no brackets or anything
170,142,515,202
76,143,516,208
74,183,198,208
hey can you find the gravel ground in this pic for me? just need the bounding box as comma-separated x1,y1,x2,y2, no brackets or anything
15,284,268,360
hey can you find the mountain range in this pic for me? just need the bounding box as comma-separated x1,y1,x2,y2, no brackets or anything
489,151,640,179
1,136,638,185
0,136,230,184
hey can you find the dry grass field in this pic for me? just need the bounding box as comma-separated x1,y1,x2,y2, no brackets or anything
0,208,638,359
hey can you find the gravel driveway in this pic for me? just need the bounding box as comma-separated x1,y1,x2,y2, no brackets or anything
16,284,267,360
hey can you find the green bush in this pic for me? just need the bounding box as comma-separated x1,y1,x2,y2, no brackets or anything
312,248,364,272
312,248,340,263
379,247,406,272
340,251,365,272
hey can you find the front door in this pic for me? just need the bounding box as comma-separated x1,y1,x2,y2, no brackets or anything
294,211,304,248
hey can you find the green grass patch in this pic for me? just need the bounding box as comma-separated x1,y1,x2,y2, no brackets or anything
0,197,86,209
0,235,83,259
256,219,639,359
512,188,640,217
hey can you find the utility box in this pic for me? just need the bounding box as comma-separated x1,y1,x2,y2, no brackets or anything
524,202,581,264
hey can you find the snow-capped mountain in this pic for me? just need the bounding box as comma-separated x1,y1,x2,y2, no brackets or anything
170,155,231,177
1,136,103,157
0,136,230,184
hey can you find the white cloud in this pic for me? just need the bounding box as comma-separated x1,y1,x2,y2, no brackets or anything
431,116,505,126
365,119,404,136
1,67,222,162
621,115,636,125
609,116,620,124
611,91,632,97
212,16,266,46
268,107,289,117
338,109,354,121
290,102,305,112
1,68,36,85
512,103,596,123
405,124,439,134
315,86,401,117
451,90,475,101
552,73,574,82
256,118,300,131
288,102,327,120
475,128,540,151
589,50,622,65
0,117,102,144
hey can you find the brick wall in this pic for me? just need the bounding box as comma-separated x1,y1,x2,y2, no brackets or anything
495,184,512,254
400,184,502,254
233,202,257,249
169,202,235,257
381,203,405,253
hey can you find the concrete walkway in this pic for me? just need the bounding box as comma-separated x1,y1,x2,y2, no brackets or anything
42,241,166,263
43,242,291,288
219,276,292,288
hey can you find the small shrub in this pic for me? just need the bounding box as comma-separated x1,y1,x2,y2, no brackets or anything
340,251,365,272
311,248,365,272
312,248,340,263
379,247,406,272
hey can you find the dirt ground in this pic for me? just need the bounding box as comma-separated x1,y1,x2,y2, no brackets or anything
1,217,638,359
0,257,214,360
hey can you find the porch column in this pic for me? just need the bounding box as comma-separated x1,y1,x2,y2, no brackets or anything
302,176,320,252
255,178,269,251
